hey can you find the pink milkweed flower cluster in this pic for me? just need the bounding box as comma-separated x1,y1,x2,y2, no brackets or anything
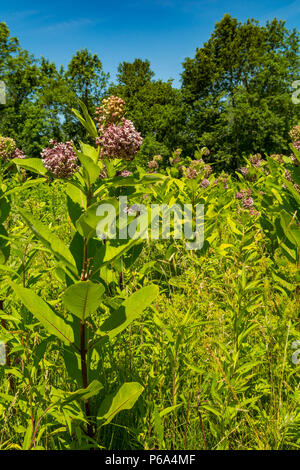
170,148,182,165
116,169,132,177
249,153,262,168
236,189,259,216
42,140,79,179
13,148,26,159
0,136,26,161
292,141,300,152
270,154,285,164
200,178,210,188
235,188,252,200
287,126,300,166
184,167,198,179
182,158,212,180
97,118,143,161
95,96,143,161
206,172,228,189
242,197,254,208
283,169,300,193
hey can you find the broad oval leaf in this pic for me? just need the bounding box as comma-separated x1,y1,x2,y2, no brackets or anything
100,284,159,339
12,158,47,175
76,152,101,185
98,382,144,425
63,280,105,320
19,210,77,276
10,282,75,345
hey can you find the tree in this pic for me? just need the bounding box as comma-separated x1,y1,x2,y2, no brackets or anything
0,23,53,156
110,59,186,166
181,15,300,170
116,59,154,96
62,49,109,141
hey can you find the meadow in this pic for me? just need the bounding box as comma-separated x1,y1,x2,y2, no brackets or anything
0,99,299,450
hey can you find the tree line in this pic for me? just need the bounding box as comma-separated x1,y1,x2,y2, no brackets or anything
0,14,299,171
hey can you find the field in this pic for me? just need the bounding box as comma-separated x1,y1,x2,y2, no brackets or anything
0,107,299,450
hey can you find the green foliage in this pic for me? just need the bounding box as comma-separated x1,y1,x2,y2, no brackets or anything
0,14,299,452
181,15,300,168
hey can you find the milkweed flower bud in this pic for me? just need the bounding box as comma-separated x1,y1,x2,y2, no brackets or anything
0,136,26,161
289,125,300,142
238,167,249,176
270,154,284,164
95,96,125,126
148,160,159,170
0,136,15,161
42,141,79,178
249,153,262,168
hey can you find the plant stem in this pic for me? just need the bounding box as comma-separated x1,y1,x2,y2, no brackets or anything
0,300,14,392
80,320,94,438
80,235,94,440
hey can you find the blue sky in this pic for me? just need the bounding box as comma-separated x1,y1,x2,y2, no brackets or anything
1,1,300,87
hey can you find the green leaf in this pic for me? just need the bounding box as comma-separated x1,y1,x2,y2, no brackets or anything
72,102,98,138
10,282,75,345
63,281,105,320
271,271,294,293
279,210,300,248
19,210,77,275
159,404,183,418
79,142,99,163
80,100,99,136
67,195,82,227
76,198,118,240
2,178,46,198
12,158,47,175
59,380,103,405
100,285,159,339
99,238,141,265
0,196,10,224
0,225,10,263
76,152,100,185
98,382,144,425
